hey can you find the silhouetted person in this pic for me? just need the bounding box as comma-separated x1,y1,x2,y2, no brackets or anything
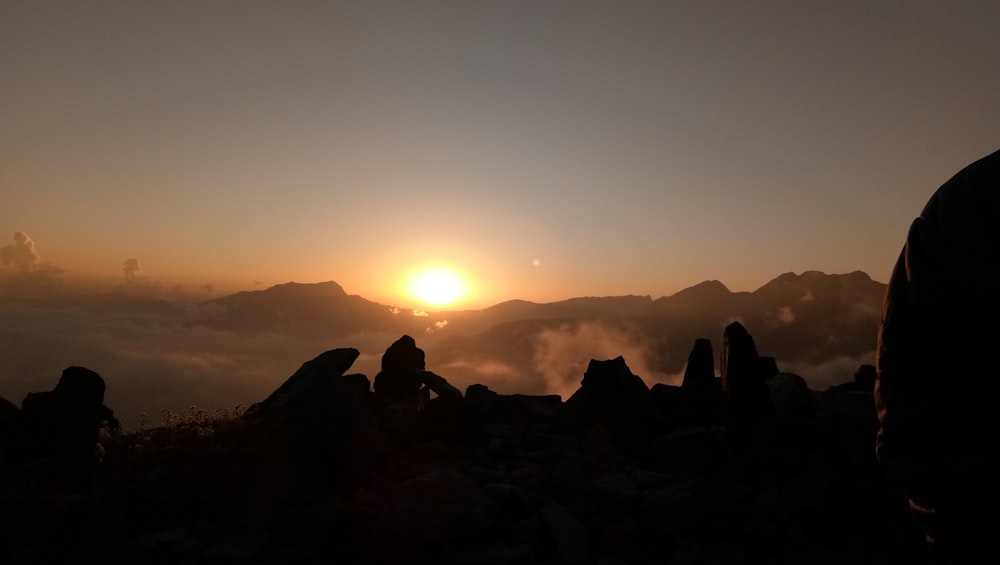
875,148,1000,564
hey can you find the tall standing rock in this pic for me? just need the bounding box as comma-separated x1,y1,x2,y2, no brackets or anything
721,322,774,436
682,338,716,390
681,338,722,425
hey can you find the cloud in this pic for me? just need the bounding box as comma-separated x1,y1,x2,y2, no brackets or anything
122,258,141,279
425,320,449,333
776,306,796,323
783,351,876,391
0,231,40,270
532,320,675,400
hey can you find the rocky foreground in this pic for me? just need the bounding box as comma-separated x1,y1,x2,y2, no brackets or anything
0,323,929,565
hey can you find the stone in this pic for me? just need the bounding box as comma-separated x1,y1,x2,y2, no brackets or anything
766,372,816,418
681,338,715,390
381,468,497,543
720,322,774,434
421,370,463,402
14,366,119,465
218,349,389,523
540,505,588,565
678,338,723,426
245,348,363,418
854,364,876,390
373,335,425,405
0,394,19,465
559,356,650,442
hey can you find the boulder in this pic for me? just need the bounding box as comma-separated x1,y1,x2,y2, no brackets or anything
219,348,389,522
766,372,816,418
13,366,119,465
559,356,650,444
373,335,425,405
245,348,365,418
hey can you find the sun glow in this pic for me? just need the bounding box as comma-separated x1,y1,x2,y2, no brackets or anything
406,267,469,307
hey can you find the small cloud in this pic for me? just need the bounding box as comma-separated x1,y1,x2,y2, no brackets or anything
254,280,264,287
412,309,429,317
776,305,796,323
122,258,141,279
389,306,401,315
532,258,541,267
1,231,40,271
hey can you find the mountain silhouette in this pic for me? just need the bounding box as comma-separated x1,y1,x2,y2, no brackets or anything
190,272,886,393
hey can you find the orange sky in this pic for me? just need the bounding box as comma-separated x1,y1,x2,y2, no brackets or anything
3,2,999,309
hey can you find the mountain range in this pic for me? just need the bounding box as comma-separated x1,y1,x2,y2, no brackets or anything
193,270,886,395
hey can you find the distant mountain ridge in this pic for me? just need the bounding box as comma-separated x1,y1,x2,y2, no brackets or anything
192,271,886,392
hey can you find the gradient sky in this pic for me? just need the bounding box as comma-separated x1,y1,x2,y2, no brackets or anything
2,1,998,308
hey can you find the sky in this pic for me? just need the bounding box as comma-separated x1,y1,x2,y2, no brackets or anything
3,1,999,309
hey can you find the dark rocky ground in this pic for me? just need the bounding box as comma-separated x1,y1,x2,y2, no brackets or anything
0,328,930,565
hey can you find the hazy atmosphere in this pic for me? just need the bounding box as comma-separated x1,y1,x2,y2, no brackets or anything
2,2,998,424
3,1,999,307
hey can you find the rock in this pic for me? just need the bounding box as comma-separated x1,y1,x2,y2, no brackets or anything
648,425,731,481
0,394,19,466
13,366,119,466
218,348,389,522
766,372,816,418
373,335,425,405
559,356,650,443
245,348,364,418
681,338,715,390
421,370,463,402
854,364,876,391
379,468,497,544
540,505,588,565
758,356,780,379
720,322,774,436
678,338,723,426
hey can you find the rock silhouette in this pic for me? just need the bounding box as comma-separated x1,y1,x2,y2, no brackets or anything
0,329,928,565
680,337,722,426
10,366,119,467
720,321,775,438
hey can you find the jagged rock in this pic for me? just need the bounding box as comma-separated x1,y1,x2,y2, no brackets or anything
245,348,365,418
373,334,425,404
12,366,119,466
218,348,388,523
721,322,774,435
559,356,650,442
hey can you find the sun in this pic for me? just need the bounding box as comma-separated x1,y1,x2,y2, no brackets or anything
406,267,468,307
